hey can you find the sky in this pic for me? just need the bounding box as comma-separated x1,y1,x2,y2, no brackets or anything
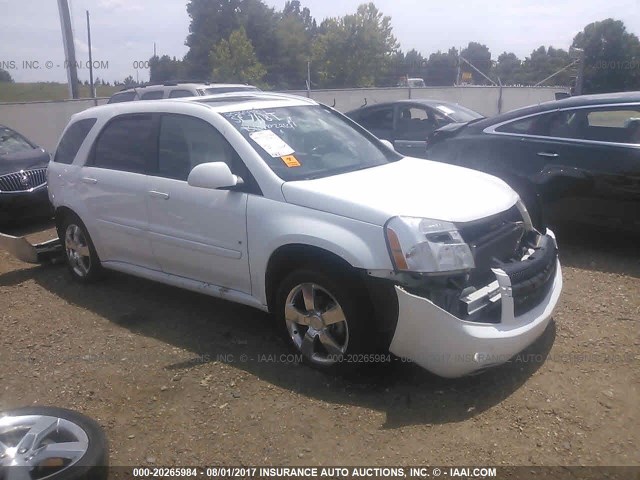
1,0,638,84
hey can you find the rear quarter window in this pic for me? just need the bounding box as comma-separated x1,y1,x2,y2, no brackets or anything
54,118,97,164
107,91,136,104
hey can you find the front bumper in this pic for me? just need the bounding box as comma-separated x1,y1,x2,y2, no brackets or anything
0,186,52,223
388,230,562,378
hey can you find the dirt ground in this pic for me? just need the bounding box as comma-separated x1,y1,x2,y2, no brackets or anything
0,221,638,467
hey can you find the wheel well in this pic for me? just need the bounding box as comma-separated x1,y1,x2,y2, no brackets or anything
54,206,76,239
264,244,357,312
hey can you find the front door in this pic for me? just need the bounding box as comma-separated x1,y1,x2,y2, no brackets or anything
145,113,252,293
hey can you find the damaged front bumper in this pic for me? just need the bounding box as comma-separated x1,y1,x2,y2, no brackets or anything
0,232,63,264
388,230,562,378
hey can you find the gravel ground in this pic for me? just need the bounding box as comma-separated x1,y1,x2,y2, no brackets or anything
0,221,638,467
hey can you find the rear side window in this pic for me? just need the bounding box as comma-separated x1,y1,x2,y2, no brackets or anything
168,89,194,98
107,91,136,103
92,114,155,173
141,91,164,100
358,107,394,131
54,118,97,164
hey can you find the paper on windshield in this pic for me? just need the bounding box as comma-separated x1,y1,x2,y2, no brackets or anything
249,130,294,157
436,105,455,115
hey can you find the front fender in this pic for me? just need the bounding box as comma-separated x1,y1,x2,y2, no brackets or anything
247,196,392,306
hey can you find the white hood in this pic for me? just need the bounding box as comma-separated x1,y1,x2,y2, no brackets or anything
281,157,519,226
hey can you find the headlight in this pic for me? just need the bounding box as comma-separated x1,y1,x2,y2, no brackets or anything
385,216,475,274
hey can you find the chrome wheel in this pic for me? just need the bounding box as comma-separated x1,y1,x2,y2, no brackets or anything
284,283,349,366
65,224,91,278
0,414,89,478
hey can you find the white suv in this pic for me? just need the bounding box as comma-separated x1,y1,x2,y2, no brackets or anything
48,92,562,377
107,82,259,103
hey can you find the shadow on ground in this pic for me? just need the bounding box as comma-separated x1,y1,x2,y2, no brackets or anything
553,224,640,278
1,264,556,429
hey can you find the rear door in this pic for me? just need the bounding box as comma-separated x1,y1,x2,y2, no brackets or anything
79,113,159,269
352,106,394,142
488,105,640,230
393,104,438,158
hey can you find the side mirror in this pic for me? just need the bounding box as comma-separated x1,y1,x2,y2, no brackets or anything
187,162,238,190
379,139,395,151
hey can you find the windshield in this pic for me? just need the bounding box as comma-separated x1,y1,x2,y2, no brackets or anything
0,127,34,156
222,105,397,181
435,104,484,123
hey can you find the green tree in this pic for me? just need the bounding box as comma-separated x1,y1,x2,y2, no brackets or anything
211,27,267,85
150,55,186,83
425,48,458,86
572,18,640,93
185,0,278,80
493,52,521,85
460,42,492,85
122,75,137,88
272,1,317,89
520,46,573,86
0,68,13,82
312,3,398,88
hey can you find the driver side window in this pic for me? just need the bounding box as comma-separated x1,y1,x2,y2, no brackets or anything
157,114,235,181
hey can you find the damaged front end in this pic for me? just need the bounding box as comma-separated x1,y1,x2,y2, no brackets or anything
376,202,562,377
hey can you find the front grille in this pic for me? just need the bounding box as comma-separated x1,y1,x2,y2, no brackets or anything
457,204,525,285
0,168,47,192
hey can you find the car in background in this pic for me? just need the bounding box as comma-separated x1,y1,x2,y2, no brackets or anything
0,125,52,225
107,82,260,103
424,92,640,233
397,78,426,88
346,100,484,157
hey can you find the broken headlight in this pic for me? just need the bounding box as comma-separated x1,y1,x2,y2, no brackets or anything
385,216,475,274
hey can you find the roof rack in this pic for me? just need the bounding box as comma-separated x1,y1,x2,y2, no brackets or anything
117,79,213,91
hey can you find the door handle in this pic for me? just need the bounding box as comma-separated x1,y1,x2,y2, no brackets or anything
148,190,170,200
81,177,97,184
537,152,559,158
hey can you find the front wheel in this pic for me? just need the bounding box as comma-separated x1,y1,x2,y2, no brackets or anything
275,268,376,370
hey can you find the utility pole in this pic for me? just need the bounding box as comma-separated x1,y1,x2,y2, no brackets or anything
306,60,311,98
86,10,96,103
575,48,585,95
57,0,79,99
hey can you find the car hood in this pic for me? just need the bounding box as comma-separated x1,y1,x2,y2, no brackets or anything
281,157,519,225
0,149,50,176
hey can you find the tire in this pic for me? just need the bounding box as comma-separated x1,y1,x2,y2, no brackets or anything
60,213,103,283
274,267,377,372
0,406,109,480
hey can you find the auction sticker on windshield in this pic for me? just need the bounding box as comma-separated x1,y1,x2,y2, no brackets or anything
281,155,301,167
249,130,295,157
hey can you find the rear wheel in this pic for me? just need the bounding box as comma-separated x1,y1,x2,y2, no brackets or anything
61,214,102,283
275,268,376,370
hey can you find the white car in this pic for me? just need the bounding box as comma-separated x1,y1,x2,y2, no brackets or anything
48,92,562,378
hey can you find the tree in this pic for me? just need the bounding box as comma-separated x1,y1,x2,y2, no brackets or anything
184,0,278,80
150,55,186,83
312,3,398,88
425,48,458,86
0,68,13,82
572,18,640,93
493,52,521,85
211,27,267,85
122,75,137,88
272,1,317,89
520,46,573,86
460,42,492,85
